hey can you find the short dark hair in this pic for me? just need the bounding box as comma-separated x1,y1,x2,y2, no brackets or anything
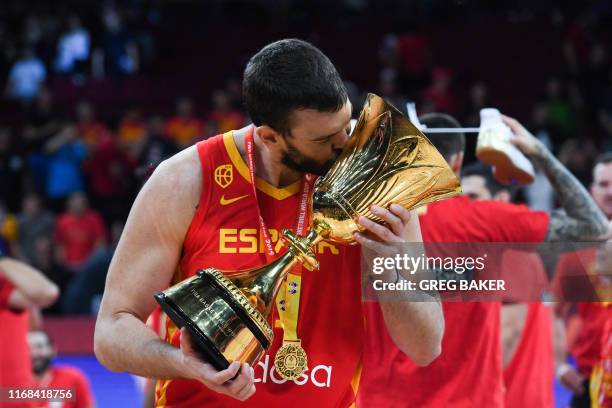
243,39,348,135
418,112,465,162
462,162,510,197
594,152,612,168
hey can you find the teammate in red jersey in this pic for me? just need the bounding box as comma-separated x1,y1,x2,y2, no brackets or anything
94,39,444,407
0,254,58,408
359,112,609,407
461,162,557,408
552,152,612,408
28,330,95,408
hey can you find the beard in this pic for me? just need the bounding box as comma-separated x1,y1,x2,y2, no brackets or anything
281,140,342,176
32,356,52,375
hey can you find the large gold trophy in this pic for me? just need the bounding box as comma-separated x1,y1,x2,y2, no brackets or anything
154,93,461,378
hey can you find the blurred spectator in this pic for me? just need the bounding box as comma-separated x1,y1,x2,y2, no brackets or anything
15,193,55,265
28,330,95,407
529,103,557,150
545,77,578,140
0,201,18,246
225,78,244,110
422,66,456,115
117,107,146,148
4,48,47,103
462,81,489,128
75,101,111,149
380,32,432,99
84,136,135,223
100,7,139,76
378,68,409,114
43,126,87,208
558,138,597,186
54,15,90,74
54,192,106,271
524,103,556,212
164,97,204,148
582,43,610,112
136,116,179,180
31,237,70,315
0,256,59,391
62,220,122,315
23,88,64,154
562,11,598,75
207,90,246,134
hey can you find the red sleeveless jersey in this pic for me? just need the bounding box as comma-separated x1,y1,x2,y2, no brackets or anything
155,132,364,407
359,196,549,407
504,302,554,408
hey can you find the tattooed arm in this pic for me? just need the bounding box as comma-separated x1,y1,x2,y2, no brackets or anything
502,115,609,242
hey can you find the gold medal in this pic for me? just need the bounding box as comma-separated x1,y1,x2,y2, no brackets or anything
274,340,308,380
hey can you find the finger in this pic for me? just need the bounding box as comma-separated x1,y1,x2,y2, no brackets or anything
389,203,412,224
354,232,394,258
237,384,256,401
227,363,252,395
370,205,403,234
500,114,524,134
209,361,242,385
179,328,196,356
234,364,256,401
357,215,403,243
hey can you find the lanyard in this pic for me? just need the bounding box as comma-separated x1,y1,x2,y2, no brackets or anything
244,127,314,343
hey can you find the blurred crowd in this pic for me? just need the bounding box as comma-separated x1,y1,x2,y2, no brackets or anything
0,1,611,319
374,7,612,182
0,87,247,315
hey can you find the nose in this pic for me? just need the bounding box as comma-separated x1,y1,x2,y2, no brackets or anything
331,129,349,151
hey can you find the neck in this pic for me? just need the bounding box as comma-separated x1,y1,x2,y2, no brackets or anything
235,126,301,187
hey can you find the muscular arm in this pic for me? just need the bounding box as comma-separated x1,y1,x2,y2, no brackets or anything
94,147,256,401
503,116,609,242
356,205,444,366
531,147,608,241
94,149,198,377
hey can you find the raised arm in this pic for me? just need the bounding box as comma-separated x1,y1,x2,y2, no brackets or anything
93,147,255,401
502,115,609,242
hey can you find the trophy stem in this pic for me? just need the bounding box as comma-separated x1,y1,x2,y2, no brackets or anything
236,220,331,317
240,251,299,317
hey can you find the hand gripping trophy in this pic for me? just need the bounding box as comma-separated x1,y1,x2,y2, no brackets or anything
154,93,461,380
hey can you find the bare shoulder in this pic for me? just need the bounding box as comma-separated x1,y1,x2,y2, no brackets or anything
145,146,201,208
128,145,202,239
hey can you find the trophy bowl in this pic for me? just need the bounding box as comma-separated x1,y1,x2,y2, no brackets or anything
313,93,462,243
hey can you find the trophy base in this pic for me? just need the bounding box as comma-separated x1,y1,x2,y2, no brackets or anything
154,269,272,372
155,291,230,371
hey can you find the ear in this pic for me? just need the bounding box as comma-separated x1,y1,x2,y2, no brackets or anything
255,125,284,148
448,151,464,175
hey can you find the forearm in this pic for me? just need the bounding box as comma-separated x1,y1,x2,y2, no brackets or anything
378,296,443,366
0,257,59,307
530,146,608,241
94,312,186,379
